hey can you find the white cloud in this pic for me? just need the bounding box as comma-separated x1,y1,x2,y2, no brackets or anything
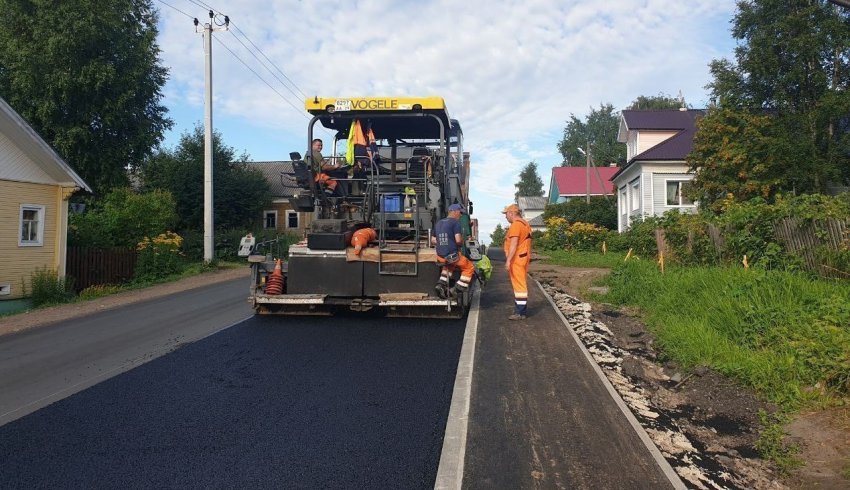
155,0,737,242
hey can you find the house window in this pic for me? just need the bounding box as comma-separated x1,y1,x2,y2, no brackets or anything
286,211,299,229
666,180,694,206
619,188,627,215
19,205,45,246
264,210,277,229
630,179,640,211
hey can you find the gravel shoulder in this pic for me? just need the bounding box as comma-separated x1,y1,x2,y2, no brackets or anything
0,266,251,338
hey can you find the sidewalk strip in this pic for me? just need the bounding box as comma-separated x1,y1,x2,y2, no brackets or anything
535,279,686,490
434,287,481,490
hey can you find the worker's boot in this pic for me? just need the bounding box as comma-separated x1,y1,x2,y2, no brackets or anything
435,283,448,299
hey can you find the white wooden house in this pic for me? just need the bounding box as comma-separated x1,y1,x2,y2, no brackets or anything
612,109,703,232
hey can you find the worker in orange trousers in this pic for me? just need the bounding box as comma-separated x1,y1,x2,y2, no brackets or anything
502,203,532,320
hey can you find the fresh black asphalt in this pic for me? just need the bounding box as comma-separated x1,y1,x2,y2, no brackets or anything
462,250,674,488
0,314,465,489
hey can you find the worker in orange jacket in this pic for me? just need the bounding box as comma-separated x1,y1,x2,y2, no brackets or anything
502,203,532,320
350,227,377,255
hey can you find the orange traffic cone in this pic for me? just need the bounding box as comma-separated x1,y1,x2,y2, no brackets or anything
265,259,284,295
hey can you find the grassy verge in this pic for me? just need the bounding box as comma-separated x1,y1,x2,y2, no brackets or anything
604,260,850,409
540,250,627,269
7,261,245,311
600,260,850,470
80,260,245,299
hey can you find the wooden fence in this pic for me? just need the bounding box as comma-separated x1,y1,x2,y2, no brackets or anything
663,218,850,278
773,218,850,278
66,247,137,292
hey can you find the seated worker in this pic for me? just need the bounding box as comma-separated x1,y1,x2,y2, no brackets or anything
431,203,476,299
309,138,346,196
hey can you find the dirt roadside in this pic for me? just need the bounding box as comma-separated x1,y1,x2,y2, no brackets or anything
529,260,850,489
0,267,250,338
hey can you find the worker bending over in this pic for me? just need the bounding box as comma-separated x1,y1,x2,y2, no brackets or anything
351,227,377,256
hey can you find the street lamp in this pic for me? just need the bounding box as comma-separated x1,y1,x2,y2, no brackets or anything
577,145,612,204
577,146,591,204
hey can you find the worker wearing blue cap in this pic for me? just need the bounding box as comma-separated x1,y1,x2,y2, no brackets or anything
431,203,476,299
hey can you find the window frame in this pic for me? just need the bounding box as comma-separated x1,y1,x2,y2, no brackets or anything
619,187,627,215
286,210,299,229
264,210,278,229
19,204,45,247
664,179,695,207
630,178,640,212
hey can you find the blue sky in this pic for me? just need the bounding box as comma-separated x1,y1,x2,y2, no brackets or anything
154,0,738,243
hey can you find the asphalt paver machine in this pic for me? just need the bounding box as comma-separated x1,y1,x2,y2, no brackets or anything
247,97,478,318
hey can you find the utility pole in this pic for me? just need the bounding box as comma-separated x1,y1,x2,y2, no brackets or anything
576,145,593,204
194,11,229,263
584,141,591,204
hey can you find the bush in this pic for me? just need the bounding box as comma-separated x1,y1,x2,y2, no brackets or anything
543,197,616,230
657,211,720,266
540,216,568,250
597,194,850,274
78,284,123,301
28,267,74,307
563,222,608,251
70,188,178,247
618,216,662,258
134,232,185,281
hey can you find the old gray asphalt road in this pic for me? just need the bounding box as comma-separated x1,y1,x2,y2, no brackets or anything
0,278,253,426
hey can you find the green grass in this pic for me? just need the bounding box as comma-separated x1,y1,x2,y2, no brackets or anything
541,250,627,269
602,260,850,469
604,260,850,410
755,410,803,473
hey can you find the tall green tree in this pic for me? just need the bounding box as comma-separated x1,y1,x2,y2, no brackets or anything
627,93,686,110
701,0,850,195
490,224,506,247
514,161,545,200
557,103,625,168
141,125,271,231
0,0,171,194
688,107,797,211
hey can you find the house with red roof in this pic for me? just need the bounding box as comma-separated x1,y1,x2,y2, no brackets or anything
546,166,618,204
612,109,703,232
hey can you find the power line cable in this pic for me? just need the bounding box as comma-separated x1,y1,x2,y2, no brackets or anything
213,37,334,139
230,23,308,99
154,0,194,19
226,29,307,102
179,1,332,139
183,0,309,99
213,37,309,120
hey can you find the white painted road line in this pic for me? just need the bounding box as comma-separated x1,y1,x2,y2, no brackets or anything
434,287,481,490
535,279,686,490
